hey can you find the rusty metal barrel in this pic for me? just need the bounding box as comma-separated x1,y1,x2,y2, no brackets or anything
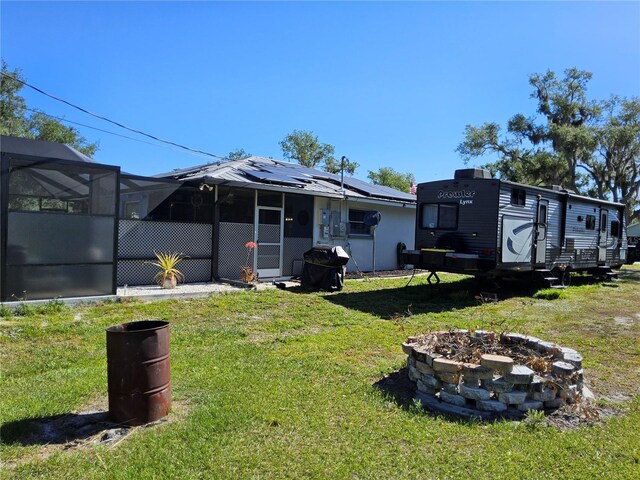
106,320,171,426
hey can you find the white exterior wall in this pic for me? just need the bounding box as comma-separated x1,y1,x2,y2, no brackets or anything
312,196,416,272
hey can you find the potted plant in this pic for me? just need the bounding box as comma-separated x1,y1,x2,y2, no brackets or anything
240,241,257,283
149,251,185,289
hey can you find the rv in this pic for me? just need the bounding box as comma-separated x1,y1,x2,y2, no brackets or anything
405,169,627,287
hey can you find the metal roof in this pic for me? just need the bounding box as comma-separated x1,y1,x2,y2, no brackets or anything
156,156,417,204
0,135,97,164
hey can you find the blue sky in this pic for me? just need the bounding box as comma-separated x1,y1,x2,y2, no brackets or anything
2,1,639,184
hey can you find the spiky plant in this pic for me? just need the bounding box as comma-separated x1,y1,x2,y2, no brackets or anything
149,251,185,287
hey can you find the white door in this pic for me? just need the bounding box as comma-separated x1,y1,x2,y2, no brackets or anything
598,209,608,262
535,200,548,265
255,207,283,278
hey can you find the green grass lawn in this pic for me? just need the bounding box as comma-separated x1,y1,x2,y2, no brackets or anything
1,270,639,479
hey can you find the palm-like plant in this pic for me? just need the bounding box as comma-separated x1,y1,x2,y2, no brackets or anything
149,251,185,288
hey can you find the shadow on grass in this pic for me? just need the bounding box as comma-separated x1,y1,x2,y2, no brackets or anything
373,367,416,410
0,411,123,446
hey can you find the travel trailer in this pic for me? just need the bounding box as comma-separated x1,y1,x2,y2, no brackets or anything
404,169,627,287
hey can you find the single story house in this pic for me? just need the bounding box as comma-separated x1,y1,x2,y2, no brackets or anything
1,135,416,301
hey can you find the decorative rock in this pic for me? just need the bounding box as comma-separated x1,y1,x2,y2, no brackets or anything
537,340,561,356
518,400,544,412
532,388,556,402
407,356,416,368
552,361,575,376
459,384,491,401
401,342,414,355
433,358,462,373
440,390,468,407
408,366,420,382
498,390,527,405
436,372,459,384
461,363,494,380
474,330,496,341
416,379,436,395
476,399,507,412
406,336,419,343
412,345,429,363
441,383,459,395
424,351,443,367
500,332,528,344
461,377,481,387
529,375,546,393
525,336,542,350
421,374,442,389
480,354,514,373
544,398,564,409
481,376,513,393
563,352,583,368
415,361,435,375
504,365,535,384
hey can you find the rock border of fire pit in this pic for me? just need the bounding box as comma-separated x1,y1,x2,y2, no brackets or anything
403,330,590,420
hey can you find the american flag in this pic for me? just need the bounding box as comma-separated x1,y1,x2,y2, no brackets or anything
409,180,417,195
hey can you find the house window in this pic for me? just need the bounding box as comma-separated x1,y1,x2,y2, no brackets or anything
611,220,620,238
348,209,374,236
419,203,458,230
585,214,596,230
510,188,526,206
124,201,140,219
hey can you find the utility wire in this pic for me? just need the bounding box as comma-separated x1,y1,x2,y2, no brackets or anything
1,71,228,160
13,104,216,161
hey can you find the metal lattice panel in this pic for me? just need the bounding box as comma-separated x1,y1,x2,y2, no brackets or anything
218,222,254,279
282,237,312,276
258,224,280,243
117,259,212,286
118,220,212,258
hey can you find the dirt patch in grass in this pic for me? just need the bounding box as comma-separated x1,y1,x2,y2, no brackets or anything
1,398,189,468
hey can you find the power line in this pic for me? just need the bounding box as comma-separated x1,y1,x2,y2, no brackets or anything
1,71,228,160
16,105,216,161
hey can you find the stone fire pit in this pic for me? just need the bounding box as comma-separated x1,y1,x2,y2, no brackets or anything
403,330,589,419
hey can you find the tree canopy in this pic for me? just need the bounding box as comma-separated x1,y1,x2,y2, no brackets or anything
457,68,640,223
367,167,414,193
227,148,251,160
279,129,358,175
1,60,98,156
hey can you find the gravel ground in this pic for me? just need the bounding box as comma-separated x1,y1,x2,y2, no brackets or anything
117,281,246,299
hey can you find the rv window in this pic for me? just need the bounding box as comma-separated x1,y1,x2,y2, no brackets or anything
600,212,607,232
422,204,438,228
611,220,620,238
510,188,526,206
439,204,458,229
585,215,596,230
419,203,458,230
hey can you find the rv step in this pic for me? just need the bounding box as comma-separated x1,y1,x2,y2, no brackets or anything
549,285,567,290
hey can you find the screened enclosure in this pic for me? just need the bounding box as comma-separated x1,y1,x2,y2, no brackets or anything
1,136,119,301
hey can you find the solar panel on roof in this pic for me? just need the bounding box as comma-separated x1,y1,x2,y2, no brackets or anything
342,176,415,201
240,169,306,187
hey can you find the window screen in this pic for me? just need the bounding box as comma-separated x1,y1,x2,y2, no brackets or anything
585,215,596,230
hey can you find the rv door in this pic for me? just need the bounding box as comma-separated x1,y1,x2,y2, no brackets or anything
501,216,534,264
598,208,608,262
534,200,548,265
